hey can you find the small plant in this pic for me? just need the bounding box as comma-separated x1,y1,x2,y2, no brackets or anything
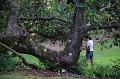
110,59,120,78
93,64,111,77
75,55,95,77
0,53,18,71
38,60,49,70
77,56,120,78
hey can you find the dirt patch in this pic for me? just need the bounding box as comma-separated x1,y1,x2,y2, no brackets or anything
0,69,81,78
0,69,114,79
41,39,65,51
18,69,59,77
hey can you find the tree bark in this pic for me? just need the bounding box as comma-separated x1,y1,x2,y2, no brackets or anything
87,21,120,31
0,0,86,67
0,0,120,68
0,42,38,69
18,17,71,24
63,6,86,65
3,0,20,37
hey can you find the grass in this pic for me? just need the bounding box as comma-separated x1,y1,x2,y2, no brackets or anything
0,40,120,78
80,43,120,65
94,46,120,65
22,54,40,66
22,41,120,66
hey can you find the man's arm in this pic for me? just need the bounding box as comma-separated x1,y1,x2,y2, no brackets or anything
87,46,90,52
82,46,86,50
86,41,90,52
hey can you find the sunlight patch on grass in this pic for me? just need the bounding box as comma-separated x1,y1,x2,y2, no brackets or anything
81,44,120,65
22,54,40,66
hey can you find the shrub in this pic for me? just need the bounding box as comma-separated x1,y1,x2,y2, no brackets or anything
77,56,120,78
38,60,49,70
93,64,111,77
110,59,120,78
0,53,18,71
75,55,95,77
93,59,120,78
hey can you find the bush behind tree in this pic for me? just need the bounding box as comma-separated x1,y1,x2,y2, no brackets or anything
76,56,120,78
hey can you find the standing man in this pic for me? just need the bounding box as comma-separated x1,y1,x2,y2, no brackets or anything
86,36,94,67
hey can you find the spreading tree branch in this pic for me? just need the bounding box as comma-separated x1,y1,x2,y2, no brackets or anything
18,17,71,24
1,0,120,68
0,0,20,38
86,21,120,31
0,0,7,5
0,42,38,69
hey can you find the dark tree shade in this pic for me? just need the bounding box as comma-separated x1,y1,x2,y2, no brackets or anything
67,0,74,5
0,0,6,4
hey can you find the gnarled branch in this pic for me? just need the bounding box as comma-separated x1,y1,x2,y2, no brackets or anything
18,17,71,24
86,21,120,31
0,42,38,69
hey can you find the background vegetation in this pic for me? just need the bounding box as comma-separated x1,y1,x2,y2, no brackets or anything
0,0,120,78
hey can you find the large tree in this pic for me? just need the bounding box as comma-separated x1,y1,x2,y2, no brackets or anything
0,0,120,68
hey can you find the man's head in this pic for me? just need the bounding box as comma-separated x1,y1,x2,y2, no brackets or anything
85,35,92,40
88,36,92,40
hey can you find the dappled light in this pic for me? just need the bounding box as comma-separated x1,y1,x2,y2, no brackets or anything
0,0,120,78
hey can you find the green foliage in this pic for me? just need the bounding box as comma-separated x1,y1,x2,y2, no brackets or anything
22,54,49,70
0,0,118,41
113,33,120,47
93,64,111,77
76,56,95,77
38,60,49,70
111,59,120,77
0,0,120,78
18,0,72,40
76,55,87,75
0,52,18,71
93,59,120,78
0,2,9,32
76,56,120,78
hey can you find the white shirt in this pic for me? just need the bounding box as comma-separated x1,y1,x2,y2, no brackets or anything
87,40,94,51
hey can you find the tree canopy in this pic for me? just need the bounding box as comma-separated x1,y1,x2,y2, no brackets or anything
0,0,120,68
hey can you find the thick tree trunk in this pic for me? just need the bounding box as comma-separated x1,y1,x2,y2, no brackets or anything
0,0,86,67
0,0,120,68
0,42,38,69
63,7,86,65
17,7,86,65
0,0,20,38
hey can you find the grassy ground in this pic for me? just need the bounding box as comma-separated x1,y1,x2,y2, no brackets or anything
22,42,120,66
0,41,120,78
80,43,120,65
22,54,40,66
